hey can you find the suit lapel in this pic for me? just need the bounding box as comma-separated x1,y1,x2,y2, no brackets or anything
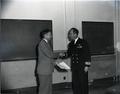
43,40,53,51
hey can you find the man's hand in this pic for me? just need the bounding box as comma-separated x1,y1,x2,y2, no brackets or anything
84,66,89,72
85,62,91,66
59,52,65,58
55,59,62,65
59,52,65,56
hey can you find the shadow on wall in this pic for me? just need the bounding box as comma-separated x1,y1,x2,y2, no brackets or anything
1,0,10,10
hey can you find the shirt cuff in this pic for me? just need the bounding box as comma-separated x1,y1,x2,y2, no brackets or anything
85,62,91,67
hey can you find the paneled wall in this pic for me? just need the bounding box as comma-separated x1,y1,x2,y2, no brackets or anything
116,0,120,75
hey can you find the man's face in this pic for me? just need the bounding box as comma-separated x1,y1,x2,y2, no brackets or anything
68,30,77,41
44,32,52,41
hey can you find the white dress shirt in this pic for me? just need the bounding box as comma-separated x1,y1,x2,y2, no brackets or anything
43,38,48,43
74,37,79,44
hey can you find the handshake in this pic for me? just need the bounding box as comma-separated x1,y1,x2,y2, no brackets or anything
58,52,66,59
53,52,66,61
54,52,70,70
55,52,66,64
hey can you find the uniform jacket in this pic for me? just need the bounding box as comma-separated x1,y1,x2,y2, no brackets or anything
67,38,91,71
37,39,57,75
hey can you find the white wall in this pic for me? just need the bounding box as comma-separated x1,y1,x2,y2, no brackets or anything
64,0,75,43
119,1,120,75
116,0,120,75
1,60,36,89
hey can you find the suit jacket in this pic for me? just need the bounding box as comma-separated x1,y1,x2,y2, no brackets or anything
67,38,91,71
37,39,57,75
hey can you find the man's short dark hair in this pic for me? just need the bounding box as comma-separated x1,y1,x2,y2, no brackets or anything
40,29,51,39
69,28,79,35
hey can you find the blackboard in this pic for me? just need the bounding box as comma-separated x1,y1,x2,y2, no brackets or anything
0,19,52,61
82,21,114,55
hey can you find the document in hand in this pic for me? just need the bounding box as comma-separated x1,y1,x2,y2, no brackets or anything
57,62,70,70
116,42,120,52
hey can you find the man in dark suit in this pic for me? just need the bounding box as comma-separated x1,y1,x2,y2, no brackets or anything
60,28,91,94
37,29,58,94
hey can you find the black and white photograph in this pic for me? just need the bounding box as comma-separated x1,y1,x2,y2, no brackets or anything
1,0,120,94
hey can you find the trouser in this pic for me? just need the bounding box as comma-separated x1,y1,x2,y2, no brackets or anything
72,69,88,94
38,74,52,94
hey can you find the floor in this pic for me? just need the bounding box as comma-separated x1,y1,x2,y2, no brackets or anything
53,83,120,94
1,80,120,94
2,83,120,94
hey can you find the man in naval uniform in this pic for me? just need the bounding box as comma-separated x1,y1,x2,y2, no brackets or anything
60,28,91,94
